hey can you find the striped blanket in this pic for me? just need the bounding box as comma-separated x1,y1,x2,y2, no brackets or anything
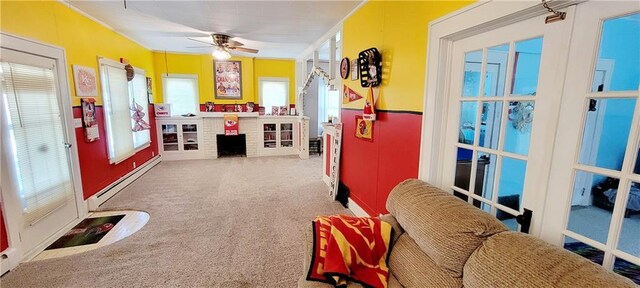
306,215,392,288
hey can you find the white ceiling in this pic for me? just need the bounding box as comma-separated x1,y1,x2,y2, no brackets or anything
66,0,360,59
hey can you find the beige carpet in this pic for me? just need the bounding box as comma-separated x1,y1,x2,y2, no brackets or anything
0,156,350,287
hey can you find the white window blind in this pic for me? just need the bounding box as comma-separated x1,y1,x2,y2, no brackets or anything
1,61,74,225
130,69,150,149
162,75,198,116
100,60,135,164
259,78,289,114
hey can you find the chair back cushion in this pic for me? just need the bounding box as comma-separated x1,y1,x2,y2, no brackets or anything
386,179,508,276
464,231,637,287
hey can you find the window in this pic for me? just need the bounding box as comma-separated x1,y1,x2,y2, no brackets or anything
259,77,289,114
99,58,150,164
130,69,150,149
162,74,198,116
318,77,340,134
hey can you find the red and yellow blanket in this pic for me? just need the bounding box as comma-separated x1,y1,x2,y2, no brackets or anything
306,215,392,288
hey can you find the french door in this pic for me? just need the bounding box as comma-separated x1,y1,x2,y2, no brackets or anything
0,47,80,257
541,1,640,280
443,9,574,233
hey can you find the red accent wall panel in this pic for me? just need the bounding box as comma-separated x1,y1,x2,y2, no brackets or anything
340,109,422,216
73,104,159,199
325,134,332,177
0,206,8,252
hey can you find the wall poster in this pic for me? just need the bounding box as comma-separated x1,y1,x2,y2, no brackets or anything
81,98,99,142
214,60,242,99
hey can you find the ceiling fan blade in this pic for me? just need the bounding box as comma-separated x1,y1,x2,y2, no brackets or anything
186,46,213,48
227,40,244,47
230,47,259,54
188,37,215,45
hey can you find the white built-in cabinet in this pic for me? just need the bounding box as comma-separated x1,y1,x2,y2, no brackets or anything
157,117,203,160
258,117,298,156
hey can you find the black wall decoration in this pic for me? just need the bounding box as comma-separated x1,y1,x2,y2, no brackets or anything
340,57,350,79
358,48,382,87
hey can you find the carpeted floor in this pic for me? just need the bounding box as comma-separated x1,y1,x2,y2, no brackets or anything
0,156,350,287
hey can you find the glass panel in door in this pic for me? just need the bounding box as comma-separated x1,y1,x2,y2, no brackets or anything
182,124,198,151
452,34,544,233
263,123,276,148
281,123,293,148
161,124,178,151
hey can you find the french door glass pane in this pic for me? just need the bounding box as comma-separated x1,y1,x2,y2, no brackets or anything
567,171,617,244
454,147,473,191
592,13,640,92
480,102,503,149
484,44,509,97
475,152,497,201
578,98,637,171
462,50,482,97
511,37,543,96
504,101,534,155
499,212,518,231
617,182,640,258
563,235,604,265
459,102,478,144
497,157,526,211
1,62,73,225
613,257,640,285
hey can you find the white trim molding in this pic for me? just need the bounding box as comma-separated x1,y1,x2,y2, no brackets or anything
348,198,370,217
87,155,161,210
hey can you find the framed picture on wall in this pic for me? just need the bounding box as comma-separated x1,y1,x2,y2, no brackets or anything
350,59,359,80
214,60,242,100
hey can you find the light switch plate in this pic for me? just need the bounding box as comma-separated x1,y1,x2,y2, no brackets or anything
73,118,82,128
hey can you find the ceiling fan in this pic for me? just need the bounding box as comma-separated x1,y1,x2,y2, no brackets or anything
188,34,259,60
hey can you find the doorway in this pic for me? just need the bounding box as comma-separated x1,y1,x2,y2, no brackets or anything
1,34,84,262
421,0,639,282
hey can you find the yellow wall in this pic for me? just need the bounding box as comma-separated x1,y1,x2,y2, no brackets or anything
152,52,296,105
341,0,474,112
0,0,156,106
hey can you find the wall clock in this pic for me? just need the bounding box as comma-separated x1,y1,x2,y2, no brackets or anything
340,57,350,79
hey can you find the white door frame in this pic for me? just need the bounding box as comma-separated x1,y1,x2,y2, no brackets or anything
0,33,87,267
418,0,585,235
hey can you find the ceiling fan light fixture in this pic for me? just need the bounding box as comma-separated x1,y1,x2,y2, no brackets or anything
212,47,231,60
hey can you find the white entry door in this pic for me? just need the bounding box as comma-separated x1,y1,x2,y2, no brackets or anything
442,9,574,233
541,1,640,279
1,47,80,257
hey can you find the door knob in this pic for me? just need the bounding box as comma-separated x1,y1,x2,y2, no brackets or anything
64,142,72,149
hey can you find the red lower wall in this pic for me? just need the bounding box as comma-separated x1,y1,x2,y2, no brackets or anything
73,104,159,199
1,206,7,252
340,108,423,215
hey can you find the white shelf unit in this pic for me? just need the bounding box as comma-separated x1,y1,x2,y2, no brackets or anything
157,117,203,160
258,118,298,156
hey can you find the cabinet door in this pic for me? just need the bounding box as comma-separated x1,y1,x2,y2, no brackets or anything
280,122,294,148
263,123,277,149
181,123,199,151
161,123,179,152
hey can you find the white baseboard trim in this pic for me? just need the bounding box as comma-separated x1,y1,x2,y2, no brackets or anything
0,248,20,276
87,155,161,211
348,197,370,217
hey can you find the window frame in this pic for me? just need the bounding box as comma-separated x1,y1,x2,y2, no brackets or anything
130,67,151,151
258,77,290,110
161,74,199,116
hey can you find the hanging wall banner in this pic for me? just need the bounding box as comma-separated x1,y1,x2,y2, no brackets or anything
342,85,363,104
329,123,343,200
224,114,239,136
81,98,100,142
355,115,373,141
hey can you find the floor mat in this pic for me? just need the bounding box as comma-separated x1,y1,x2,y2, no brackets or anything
45,214,125,250
564,242,640,284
